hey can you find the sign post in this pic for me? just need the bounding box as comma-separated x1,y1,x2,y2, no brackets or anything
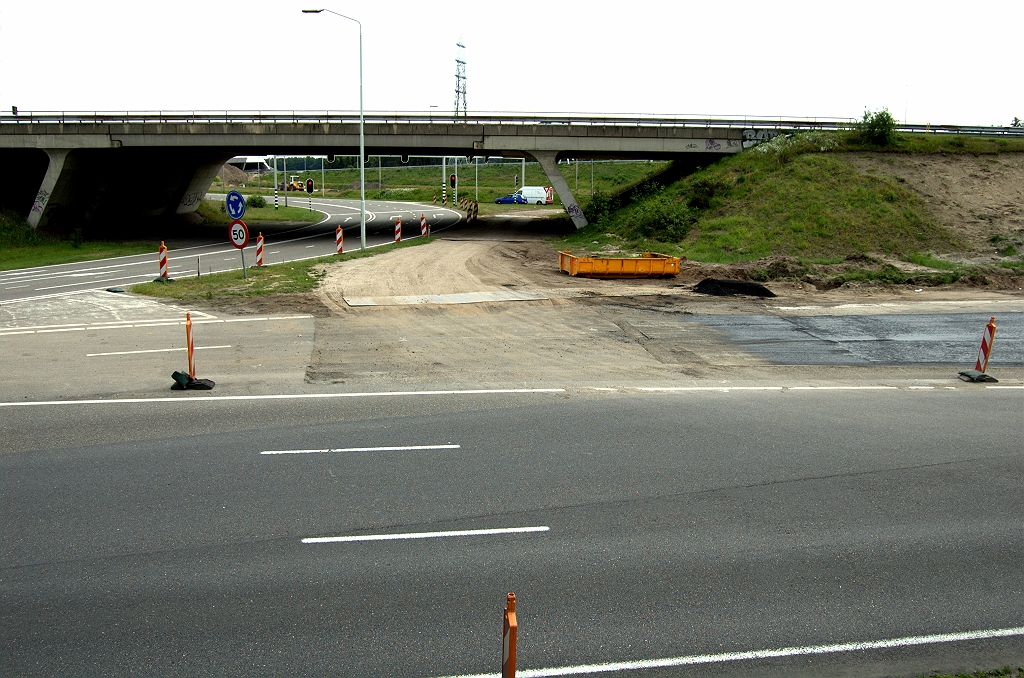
230,219,250,279
306,178,314,212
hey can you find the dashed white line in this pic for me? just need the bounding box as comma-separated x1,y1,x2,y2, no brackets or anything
262,444,459,455
302,525,549,544
438,626,1024,678
87,345,231,357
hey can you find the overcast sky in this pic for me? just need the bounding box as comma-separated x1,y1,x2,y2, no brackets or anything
1,0,1020,126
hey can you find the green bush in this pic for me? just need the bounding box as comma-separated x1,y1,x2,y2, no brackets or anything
0,210,45,247
247,194,267,209
629,195,695,242
856,108,898,147
582,192,612,224
687,176,725,209
70,228,84,249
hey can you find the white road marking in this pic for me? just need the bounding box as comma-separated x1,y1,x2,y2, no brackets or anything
789,386,898,390
262,444,459,455
0,388,567,407
0,315,310,336
641,386,783,392
4,285,29,289
87,345,231,357
302,525,549,544
438,626,1024,678
988,385,1024,389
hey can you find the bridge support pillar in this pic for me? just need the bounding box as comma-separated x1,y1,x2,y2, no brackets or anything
531,151,588,229
27,149,69,229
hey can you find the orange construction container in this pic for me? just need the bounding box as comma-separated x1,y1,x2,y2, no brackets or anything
558,251,680,278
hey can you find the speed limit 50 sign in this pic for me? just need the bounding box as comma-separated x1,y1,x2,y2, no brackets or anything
229,219,249,249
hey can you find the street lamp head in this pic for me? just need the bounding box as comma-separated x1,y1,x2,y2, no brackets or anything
301,9,324,13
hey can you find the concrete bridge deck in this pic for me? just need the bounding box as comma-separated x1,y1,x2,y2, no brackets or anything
2,111,1020,232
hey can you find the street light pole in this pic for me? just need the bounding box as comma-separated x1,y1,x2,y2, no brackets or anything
303,8,366,250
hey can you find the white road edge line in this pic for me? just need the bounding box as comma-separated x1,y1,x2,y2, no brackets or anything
437,626,1024,678
302,525,549,544
262,444,460,455
86,345,232,357
0,388,567,407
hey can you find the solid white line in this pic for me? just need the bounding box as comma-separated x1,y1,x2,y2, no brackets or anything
262,444,459,455
86,345,231,357
302,525,549,544
789,386,898,390
0,388,567,407
987,385,1024,389
1,315,310,336
640,387,783,392
438,626,1024,678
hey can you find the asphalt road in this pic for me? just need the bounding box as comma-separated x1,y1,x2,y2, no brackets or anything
2,388,1021,677
0,197,463,302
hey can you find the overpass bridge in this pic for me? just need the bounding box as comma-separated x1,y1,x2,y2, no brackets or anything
1,110,1019,231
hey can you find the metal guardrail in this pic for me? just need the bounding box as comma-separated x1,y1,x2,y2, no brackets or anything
0,110,1021,137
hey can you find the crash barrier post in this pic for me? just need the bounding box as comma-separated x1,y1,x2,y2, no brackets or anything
394,217,402,243
502,593,517,678
158,241,168,278
336,226,344,254
975,316,997,373
256,232,264,266
959,316,999,382
420,214,428,237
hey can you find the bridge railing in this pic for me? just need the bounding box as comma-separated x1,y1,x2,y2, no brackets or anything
0,110,1021,137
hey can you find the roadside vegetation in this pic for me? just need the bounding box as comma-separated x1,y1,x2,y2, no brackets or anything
210,159,669,206
196,199,321,224
131,237,432,300
559,112,1024,288
0,209,154,271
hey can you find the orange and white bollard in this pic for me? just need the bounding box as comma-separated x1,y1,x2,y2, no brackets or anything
186,312,196,380
975,316,997,373
158,241,168,278
394,217,401,243
256,232,264,266
502,593,517,678
336,226,344,254
420,214,428,237
433,192,437,205
959,316,999,382
472,200,479,222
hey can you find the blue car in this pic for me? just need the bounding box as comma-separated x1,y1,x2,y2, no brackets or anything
494,193,527,205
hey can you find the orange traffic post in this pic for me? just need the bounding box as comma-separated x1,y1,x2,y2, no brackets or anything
256,232,264,266
185,312,195,380
170,311,215,390
394,217,402,243
420,214,427,237
158,241,168,278
336,226,344,254
502,593,517,678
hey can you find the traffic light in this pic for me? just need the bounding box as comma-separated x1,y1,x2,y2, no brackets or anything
449,174,456,189
306,179,314,194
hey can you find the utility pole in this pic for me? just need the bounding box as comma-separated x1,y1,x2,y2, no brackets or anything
283,156,288,207
454,39,467,118
321,156,325,197
521,157,526,189
273,155,278,209
475,156,479,201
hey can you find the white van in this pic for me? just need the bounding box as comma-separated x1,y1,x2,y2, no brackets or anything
516,186,554,205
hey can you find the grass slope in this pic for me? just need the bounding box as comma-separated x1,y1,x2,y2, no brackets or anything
0,210,154,271
565,133,961,263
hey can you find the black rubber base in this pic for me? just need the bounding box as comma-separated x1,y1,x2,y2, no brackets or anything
171,371,215,390
958,369,998,383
